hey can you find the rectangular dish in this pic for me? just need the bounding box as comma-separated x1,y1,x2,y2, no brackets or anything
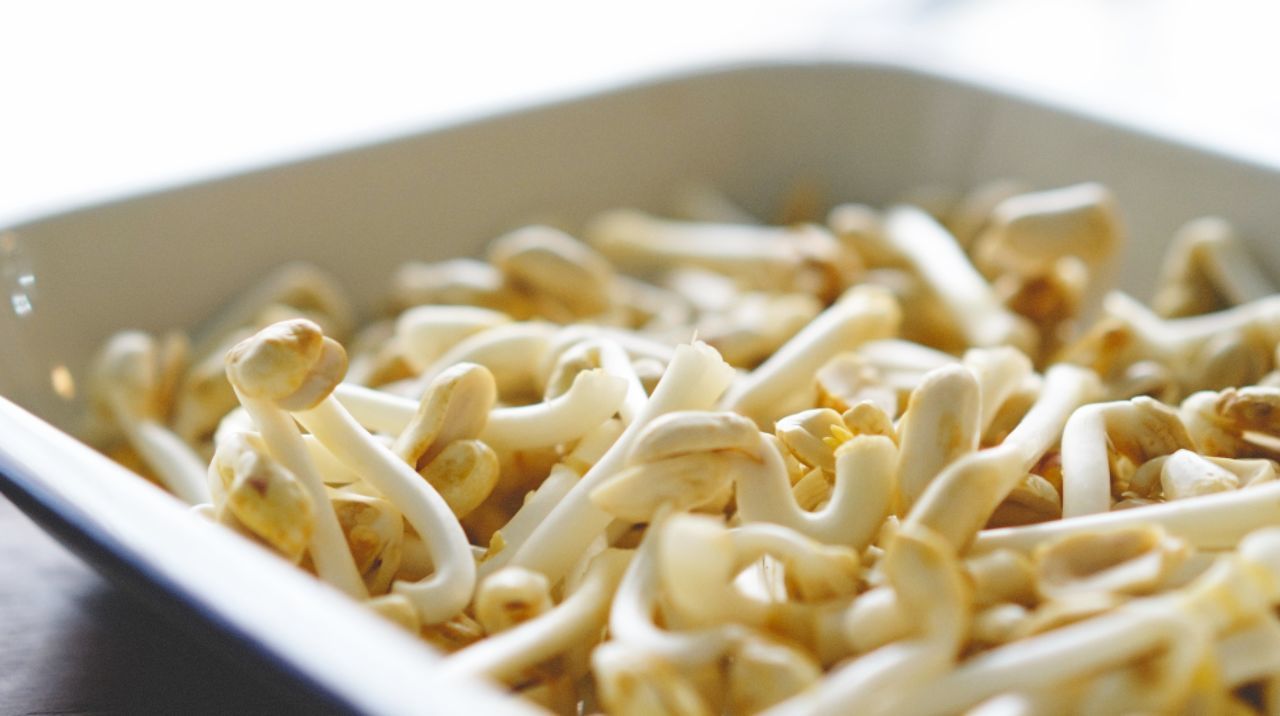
2,59,1279,714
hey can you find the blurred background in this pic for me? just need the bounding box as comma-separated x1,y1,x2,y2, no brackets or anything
3,0,1280,227
3,1,1279,713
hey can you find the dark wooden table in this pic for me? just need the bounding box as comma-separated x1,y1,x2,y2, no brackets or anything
0,494,317,716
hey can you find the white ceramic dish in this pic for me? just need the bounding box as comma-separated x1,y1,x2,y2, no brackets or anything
3,59,1280,714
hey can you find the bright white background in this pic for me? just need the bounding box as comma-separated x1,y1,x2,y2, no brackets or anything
3,0,1278,227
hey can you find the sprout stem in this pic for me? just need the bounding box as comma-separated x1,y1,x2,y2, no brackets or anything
722,285,901,428
335,369,627,451
439,550,631,682
508,342,735,583
975,480,1280,554
235,392,368,599
737,434,896,548
294,397,474,623
117,408,212,505
883,206,1034,351
906,365,1098,550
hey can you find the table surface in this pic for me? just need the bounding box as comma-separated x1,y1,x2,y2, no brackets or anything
0,495,317,715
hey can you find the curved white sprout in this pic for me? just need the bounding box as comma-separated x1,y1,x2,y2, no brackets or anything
608,514,751,667
771,642,949,716
92,332,211,505
478,419,625,579
505,342,735,583
858,338,956,375
473,566,552,636
889,608,1191,716
1059,398,1193,518
962,346,1035,434
735,432,897,548
974,479,1280,554
906,364,1100,550
591,339,648,425
1105,290,1280,361
722,284,901,428
395,304,511,371
334,368,627,451
585,208,849,295
415,321,557,399
944,179,1030,250
295,399,474,624
1153,216,1275,317
488,224,616,319
973,182,1121,274
894,364,981,510
482,370,627,451
547,324,678,365
224,325,367,599
889,529,1280,716
438,549,632,682
542,336,647,426
882,205,1036,352
229,319,473,622
843,585,910,654
658,515,860,631
215,407,367,487
767,526,971,716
